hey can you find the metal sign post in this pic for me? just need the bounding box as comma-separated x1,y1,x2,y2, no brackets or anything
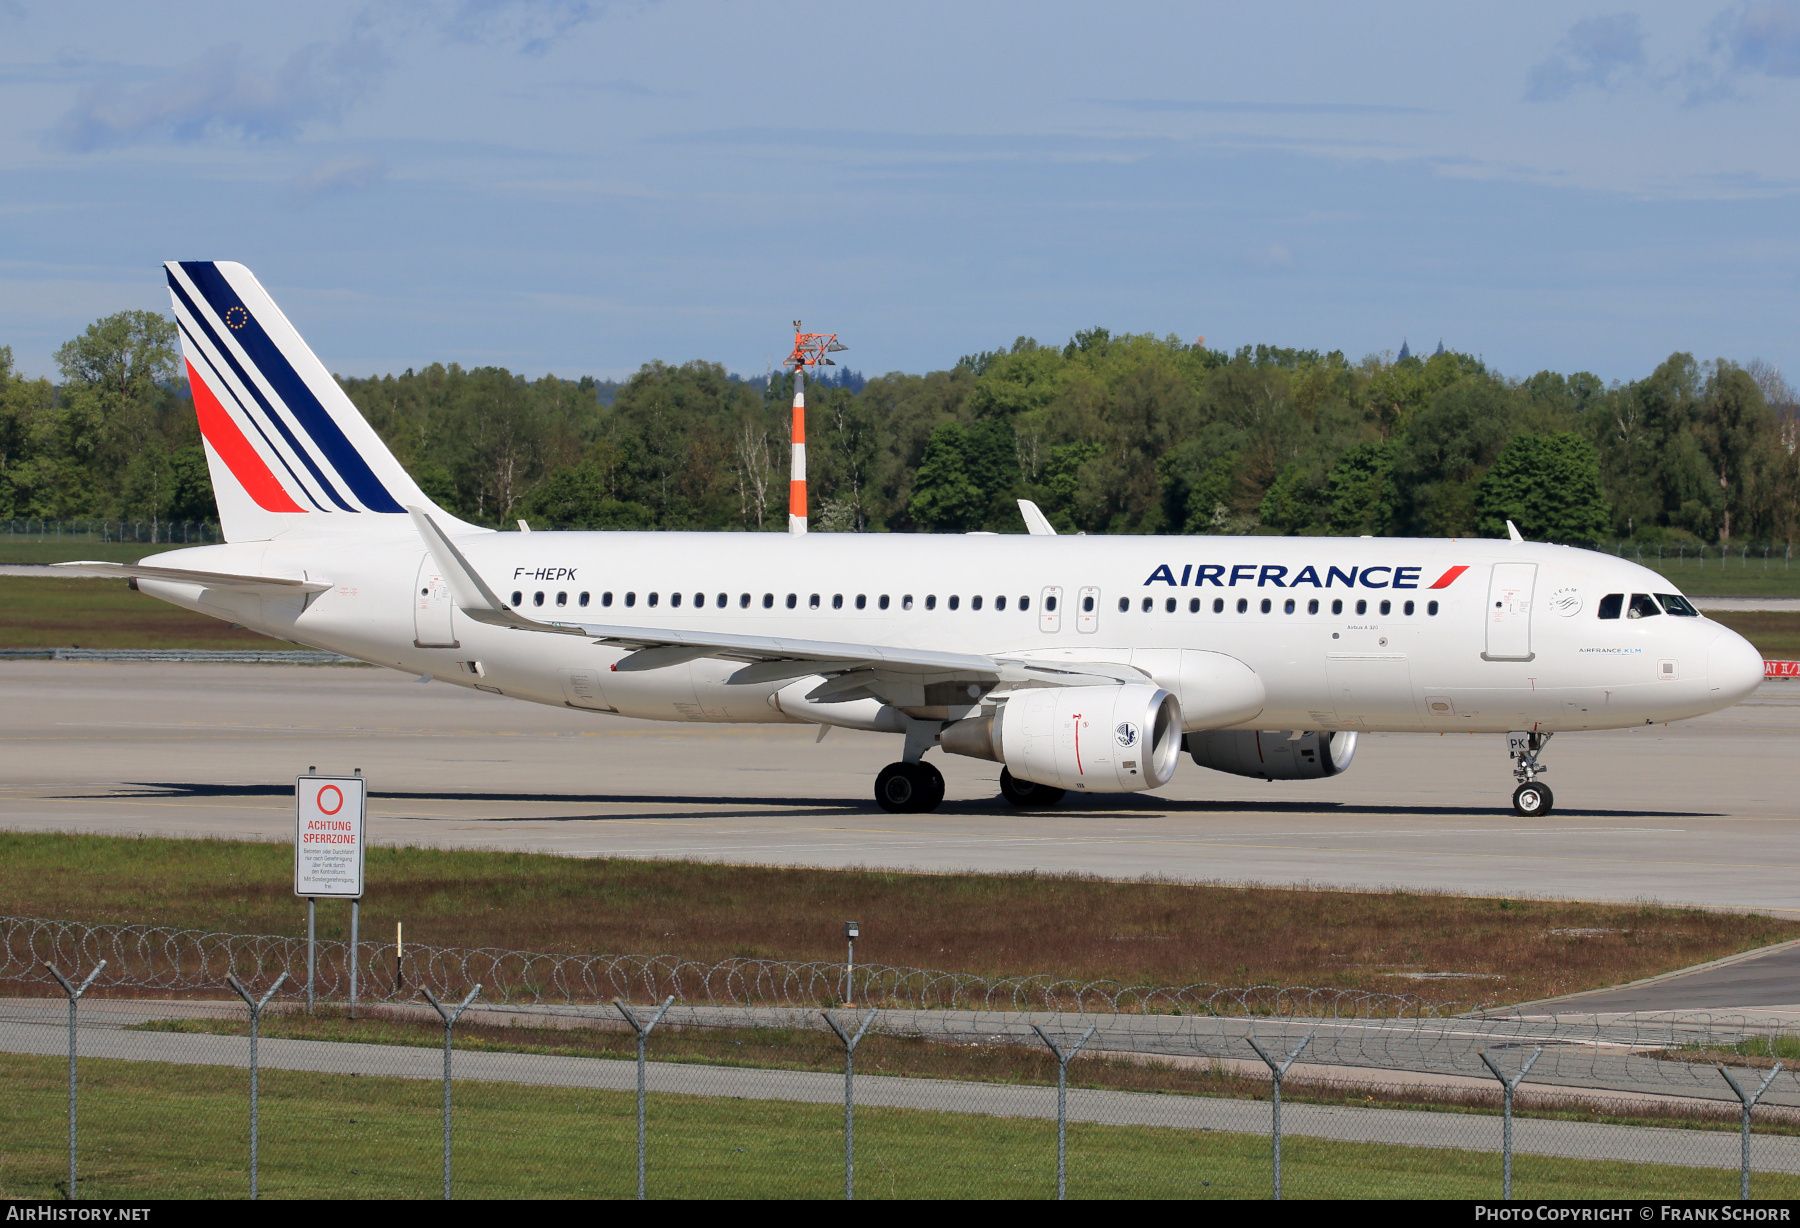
295,771,367,1014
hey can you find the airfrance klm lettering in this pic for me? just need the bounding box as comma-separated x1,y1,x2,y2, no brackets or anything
1143,563,1469,590
514,567,578,581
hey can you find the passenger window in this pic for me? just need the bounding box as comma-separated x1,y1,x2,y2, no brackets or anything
694,593,704,608
1627,593,1661,619
1260,598,1272,614
1283,598,1295,614
1597,593,1623,620
625,592,636,608
1355,599,1367,616
856,594,867,610
579,592,590,607
603,592,613,607
1190,597,1201,613
1117,597,1128,613
949,595,960,610
1656,593,1699,616
1307,599,1319,614
879,595,890,610
717,593,727,608
762,593,773,608
810,594,821,609
556,592,568,606
1331,599,1343,615
1427,600,1438,616
740,593,751,608
904,595,914,610
533,591,545,607
1214,598,1224,613
1083,595,1096,613
648,592,659,607
1044,595,1056,612
1403,600,1414,616
1379,599,1391,616
926,595,937,610
510,591,522,607
995,595,1006,611
971,595,982,611
1019,596,1030,612
1165,597,1176,613
1236,598,1248,613
671,592,682,608
832,594,843,609
786,594,797,609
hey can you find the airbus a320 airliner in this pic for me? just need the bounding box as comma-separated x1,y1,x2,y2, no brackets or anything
62,262,1766,817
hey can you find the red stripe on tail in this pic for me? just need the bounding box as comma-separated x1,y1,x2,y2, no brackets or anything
186,360,305,513
1427,565,1468,589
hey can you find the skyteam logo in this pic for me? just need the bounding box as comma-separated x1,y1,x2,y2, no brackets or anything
1143,563,1468,590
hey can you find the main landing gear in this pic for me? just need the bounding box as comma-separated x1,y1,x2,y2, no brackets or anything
874,761,944,814
1509,732,1554,817
999,767,1066,809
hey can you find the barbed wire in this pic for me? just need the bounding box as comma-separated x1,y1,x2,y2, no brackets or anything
0,914,1447,1018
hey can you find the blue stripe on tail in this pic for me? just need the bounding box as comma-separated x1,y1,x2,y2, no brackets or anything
179,262,404,514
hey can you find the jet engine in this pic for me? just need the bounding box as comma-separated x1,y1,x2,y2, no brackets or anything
940,683,1182,792
1184,730,1357,781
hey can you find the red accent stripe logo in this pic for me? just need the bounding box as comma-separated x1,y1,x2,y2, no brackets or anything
187,360,305,513
1427,565,1468,589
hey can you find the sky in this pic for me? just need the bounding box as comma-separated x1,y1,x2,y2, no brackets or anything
1,1,1797,386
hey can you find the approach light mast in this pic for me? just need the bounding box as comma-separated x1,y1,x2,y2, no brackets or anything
784,322,847,534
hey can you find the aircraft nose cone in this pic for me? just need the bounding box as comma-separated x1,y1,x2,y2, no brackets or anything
1708,628,1764,706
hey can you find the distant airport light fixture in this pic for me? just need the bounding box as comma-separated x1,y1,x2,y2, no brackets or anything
845,921,860,940
844,921,860,1008
782,322,848,536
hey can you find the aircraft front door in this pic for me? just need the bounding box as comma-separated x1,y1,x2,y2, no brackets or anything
1484,563,1537,661
413,554,458,648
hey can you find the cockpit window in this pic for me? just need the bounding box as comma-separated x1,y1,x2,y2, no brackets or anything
1597,594,1622,620
1626,593,1661,619
1656,593,1699,617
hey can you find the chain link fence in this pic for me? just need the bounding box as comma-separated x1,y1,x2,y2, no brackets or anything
4,519,220,547
3,915,1799,1200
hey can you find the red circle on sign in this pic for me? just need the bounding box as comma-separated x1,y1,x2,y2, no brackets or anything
317,785,344,815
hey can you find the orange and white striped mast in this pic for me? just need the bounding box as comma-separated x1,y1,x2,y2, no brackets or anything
784,320,846,535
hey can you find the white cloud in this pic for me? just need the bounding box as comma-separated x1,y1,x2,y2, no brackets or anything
50,38,388,151
292,155,389,201
1526,13,1647,101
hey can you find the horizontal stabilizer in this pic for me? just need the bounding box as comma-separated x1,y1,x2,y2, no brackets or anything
52,561,329,594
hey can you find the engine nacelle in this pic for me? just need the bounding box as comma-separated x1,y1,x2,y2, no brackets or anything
941,683,1182,793
1185,730,1357,781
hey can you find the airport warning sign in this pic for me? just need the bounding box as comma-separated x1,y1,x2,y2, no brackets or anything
295,775,366,898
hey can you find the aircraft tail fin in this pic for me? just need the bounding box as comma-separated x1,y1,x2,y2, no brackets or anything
164,261,472,543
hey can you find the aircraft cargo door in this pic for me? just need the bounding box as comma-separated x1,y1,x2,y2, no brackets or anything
1484,563,1537,661
413,554,458,648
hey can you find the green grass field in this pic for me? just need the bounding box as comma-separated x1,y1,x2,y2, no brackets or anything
0,577,295,649
0,1052,1777,1200
0,540,185,565
4,832,1796,1008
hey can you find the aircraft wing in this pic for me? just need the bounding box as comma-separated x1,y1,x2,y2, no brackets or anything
409,507,1144,694
51,561,330,594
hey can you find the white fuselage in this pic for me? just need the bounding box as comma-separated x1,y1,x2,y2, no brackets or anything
134,530,1765,738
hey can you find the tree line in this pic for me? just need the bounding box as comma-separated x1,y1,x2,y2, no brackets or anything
4,312,1797,549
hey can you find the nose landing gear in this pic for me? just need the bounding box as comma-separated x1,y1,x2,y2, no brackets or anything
1509,732,1554,817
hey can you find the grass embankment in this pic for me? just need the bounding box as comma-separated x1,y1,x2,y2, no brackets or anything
0,1052,1776,1199
4,832,1795,1008
134,1008,1793,1138
1637,557,1800,599
0,577,294,650
0,540,185,565
1709,612,1800,660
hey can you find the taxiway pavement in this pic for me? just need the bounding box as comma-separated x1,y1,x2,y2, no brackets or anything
1,662,1797,916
